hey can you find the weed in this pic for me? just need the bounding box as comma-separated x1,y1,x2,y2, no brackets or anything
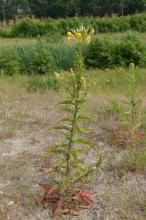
114,63,144,148
25,75,46,93
40,27,101,215
46,76,60,91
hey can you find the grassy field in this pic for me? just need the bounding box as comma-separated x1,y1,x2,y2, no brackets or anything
0,37,37,47
0,30,146,219
1,31,146,48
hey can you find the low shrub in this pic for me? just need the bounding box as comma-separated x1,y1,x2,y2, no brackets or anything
0,28,12,38
0,50,20,76
6,13,146,38
84,37,114,68
113,34,146,67
31,40,56,75
12,18,40,37
85,33,146,68
0,33,146,75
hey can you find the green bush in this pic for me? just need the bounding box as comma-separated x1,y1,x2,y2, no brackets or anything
84,37,114,68
0,50,20,76
31,40,56,74
6,13,146,38
12,18,40,37
85,33,146,68
14,41,57,75
0,33,146,75
0,28,12,38
113,34,146,67
58,17,80,35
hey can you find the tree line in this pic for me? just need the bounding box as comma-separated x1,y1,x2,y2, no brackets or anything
0,0,146,23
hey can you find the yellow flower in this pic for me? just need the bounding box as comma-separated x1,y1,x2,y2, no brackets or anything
67,32,74,42
85,36,91,44
77,32,82,39
67,32,73,38
76,32,82,43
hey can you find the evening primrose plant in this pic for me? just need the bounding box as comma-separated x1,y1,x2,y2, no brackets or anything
40,27,101,215
114,64,144,148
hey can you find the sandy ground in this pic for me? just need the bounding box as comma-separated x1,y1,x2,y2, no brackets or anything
0,87,146,220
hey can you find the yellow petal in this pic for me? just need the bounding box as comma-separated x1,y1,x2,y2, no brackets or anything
77,32,82,39
67,32,73,37
85,36,91,44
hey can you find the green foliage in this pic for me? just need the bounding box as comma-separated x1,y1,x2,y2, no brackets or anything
49,52,97,187
120,149,146,172
0,33,146,76
85,33,146,68
46,76,60,91
0,0,146,22
25,74,60,92
84,37,114,69
0,52,20,76
4,13,146,38
25,75,47,92
0,28,12,38
114,34,146,67
47,29,101,199
48,43,75,70
113,64,144,151
31,40,56,75
12,18,40,37
123,63,142,147
108,99,124,116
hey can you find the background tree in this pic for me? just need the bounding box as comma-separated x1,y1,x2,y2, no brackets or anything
1,0,146,22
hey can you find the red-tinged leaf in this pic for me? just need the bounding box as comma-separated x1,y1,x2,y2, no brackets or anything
73,191,95,206
136,131,145,137
39,184,56,201
39,183,51,191
113,137,129,144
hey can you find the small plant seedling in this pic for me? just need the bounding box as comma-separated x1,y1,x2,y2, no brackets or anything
40,27,101,216
114,64,144,148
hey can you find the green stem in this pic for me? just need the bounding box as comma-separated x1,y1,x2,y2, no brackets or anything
66,101,78,175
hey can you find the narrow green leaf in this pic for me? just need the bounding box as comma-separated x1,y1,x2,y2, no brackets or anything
77,115,90,120
77,99,86,105
75,125,90,133
59,99,74,105
48,144,68,153
53,125,71,131
63,107,74,113
49,149,67,155
72,138,91,146
59,117,72,123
